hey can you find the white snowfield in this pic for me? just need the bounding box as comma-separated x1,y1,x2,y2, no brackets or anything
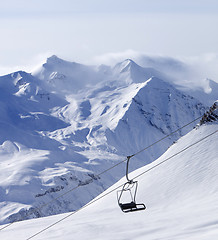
0,55,217,225
1,123,217,240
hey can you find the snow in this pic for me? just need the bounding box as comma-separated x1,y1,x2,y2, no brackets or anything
180,78,218,106
33,55,103,95
0,123,217,240
0,55,216,225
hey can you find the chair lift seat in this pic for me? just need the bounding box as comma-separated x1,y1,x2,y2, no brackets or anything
119,201,146,213
120,201,136,210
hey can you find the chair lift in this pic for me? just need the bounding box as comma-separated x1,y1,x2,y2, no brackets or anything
117,156,146,213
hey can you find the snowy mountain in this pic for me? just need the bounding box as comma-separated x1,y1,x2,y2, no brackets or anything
1,111,217,240
0,71,68,148
33,55,102,95
136,55,218,107
0,56,215,225
112,58,165,85
180,78,218,106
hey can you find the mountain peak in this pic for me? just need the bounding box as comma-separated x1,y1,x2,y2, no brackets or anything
123,58,136,65
113,59,142,78
48,54,59,60
46,55,65,65
118,59,139,72
44,55,85,70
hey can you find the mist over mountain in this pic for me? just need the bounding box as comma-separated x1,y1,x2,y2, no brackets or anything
0,55,216,224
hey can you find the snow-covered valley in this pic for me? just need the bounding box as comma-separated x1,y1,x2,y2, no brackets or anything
0,55,217,229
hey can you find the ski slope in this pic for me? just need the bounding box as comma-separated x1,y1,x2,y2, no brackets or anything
1,121,217,240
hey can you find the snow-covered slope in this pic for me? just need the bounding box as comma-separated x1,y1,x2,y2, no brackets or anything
112,59,165,85
106,77,205,164
180,78,218,106
0,71,68,148
33,55,104,95
1,117,217,240
0,55,214,225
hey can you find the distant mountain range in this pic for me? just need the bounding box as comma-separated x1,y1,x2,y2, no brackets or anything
0,56,216,224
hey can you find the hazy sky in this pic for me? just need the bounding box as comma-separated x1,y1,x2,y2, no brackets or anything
0,0,218,74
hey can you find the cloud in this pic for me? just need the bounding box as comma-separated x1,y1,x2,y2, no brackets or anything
181,53,218,80
93,50,218,92
92,49,141,66
0,52,53,76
